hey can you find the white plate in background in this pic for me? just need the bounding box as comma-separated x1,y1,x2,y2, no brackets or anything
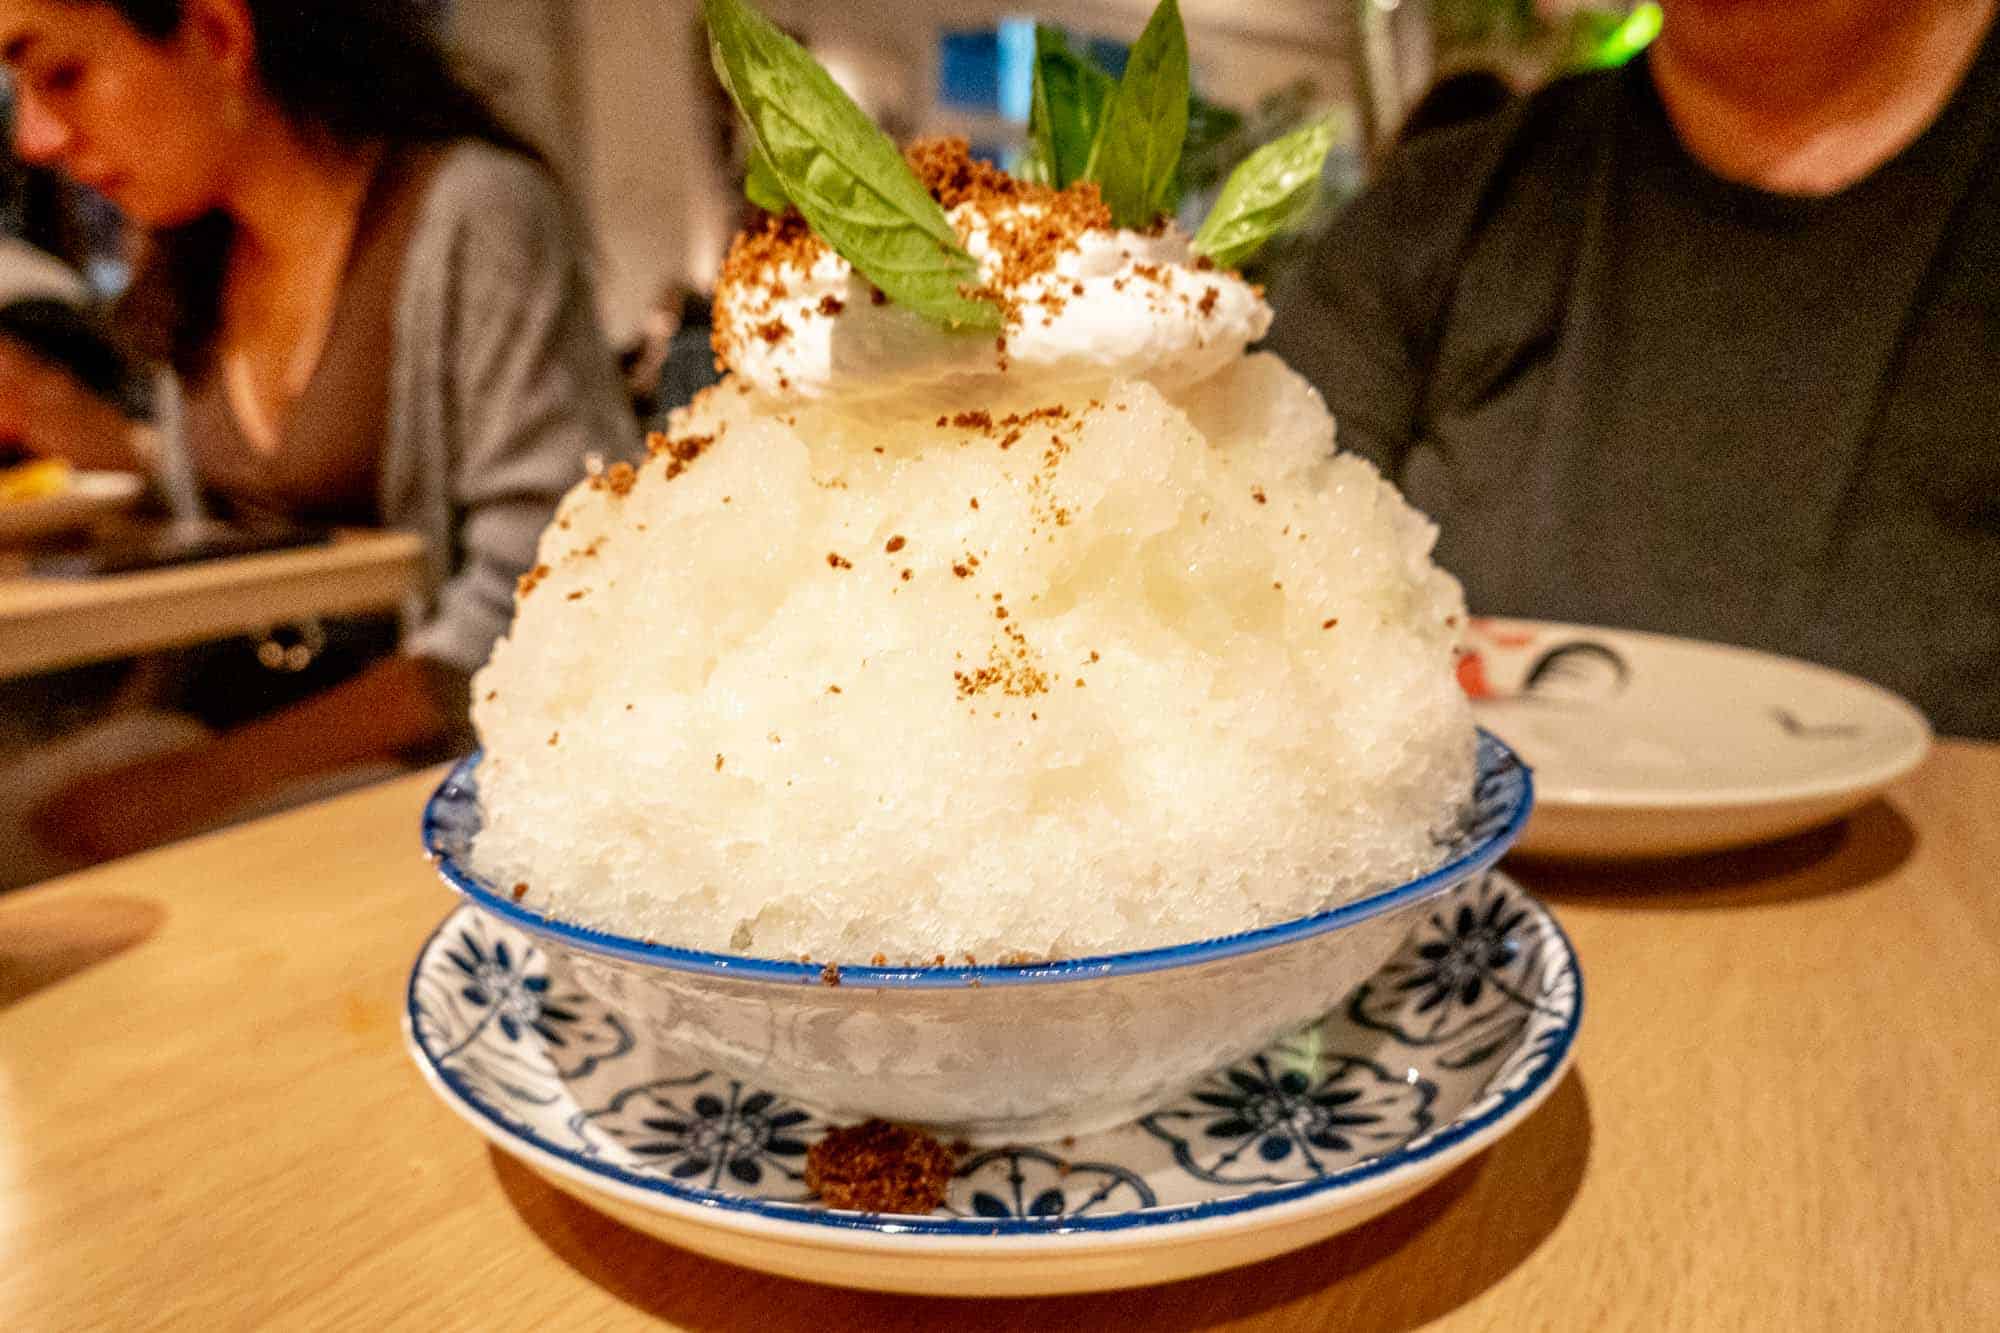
1461,618,1931,860
0,470,145,545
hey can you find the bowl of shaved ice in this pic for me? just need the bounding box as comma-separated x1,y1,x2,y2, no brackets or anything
424,0,1531,1142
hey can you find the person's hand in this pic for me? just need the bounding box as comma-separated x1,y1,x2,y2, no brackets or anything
29,746,248,866
0,335,145,468
0,337,63,448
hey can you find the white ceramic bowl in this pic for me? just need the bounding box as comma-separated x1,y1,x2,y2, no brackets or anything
423,731,1531,1143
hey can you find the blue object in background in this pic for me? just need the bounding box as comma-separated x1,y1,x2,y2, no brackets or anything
938,29,1002,112
939,21,1126,124
997,18,1035,123
1085,36,1129,78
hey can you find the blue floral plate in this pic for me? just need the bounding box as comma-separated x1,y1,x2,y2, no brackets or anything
404,871,1581,1296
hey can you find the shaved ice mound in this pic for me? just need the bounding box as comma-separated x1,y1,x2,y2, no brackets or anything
469,351,1475,963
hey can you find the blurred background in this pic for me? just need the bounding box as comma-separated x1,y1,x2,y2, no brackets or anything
7,0,1662,351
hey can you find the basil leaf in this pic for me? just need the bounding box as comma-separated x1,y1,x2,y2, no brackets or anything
743,144,788,213
1029,26,1114,190
1014,141,1053,186
704,0,999,330
1191,118,1334,269
1082,0,1189,228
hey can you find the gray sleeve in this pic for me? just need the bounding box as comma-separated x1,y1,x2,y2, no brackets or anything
400,152,639,675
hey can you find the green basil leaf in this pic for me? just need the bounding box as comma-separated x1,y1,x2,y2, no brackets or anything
704,0,999,330
1014,141,1053,186
1082,0,1189,228
743,143,788,214
1190,118,1334,269
1029,26,1115,190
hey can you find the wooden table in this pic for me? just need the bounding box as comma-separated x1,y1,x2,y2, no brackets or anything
0,528,424,679
2,743,1994,1329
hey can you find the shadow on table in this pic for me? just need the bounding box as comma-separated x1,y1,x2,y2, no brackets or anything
490,1068,1593,1332
1513,798,1916,912
0,893,164,1008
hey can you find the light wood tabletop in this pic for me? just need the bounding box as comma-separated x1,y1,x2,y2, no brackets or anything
0,527,424,680
1,742,1993,1330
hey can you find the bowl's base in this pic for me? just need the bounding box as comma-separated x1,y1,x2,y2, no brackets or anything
613,909,1416,1146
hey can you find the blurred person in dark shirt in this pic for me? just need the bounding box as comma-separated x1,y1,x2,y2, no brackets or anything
1266,0,2000,738
1396,67,1514,143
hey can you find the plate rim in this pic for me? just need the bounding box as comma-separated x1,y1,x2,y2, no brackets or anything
421,730,1533,990
401,874,1582,1253
0,467,146,508
0,468,145,536
1468,617,1931,810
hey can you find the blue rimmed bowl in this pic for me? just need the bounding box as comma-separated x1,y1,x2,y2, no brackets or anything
423,730,1531,1142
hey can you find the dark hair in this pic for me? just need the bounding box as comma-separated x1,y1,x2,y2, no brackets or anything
97,0,540,372
2,163,91,267
4,84,91,265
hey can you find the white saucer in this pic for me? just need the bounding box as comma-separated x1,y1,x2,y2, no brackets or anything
1462,618,1932,859
403,872,1581,1296
0,470,145,544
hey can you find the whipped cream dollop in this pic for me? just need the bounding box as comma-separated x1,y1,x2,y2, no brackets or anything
712,149,1272,407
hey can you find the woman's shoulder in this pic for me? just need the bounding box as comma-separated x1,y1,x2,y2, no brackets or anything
409,140,577,274
426,139,561,206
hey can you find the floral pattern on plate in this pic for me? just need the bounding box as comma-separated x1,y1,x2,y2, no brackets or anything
1347,873,1567,1069
948,1147,1157,1219
573,1074,820,1196
409,912,631,1117
407,870,1579,1229
1139,1049,1435,1187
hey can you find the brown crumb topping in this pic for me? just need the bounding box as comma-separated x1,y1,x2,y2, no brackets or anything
712,139,1122,376
586,461,638,497
806,1120,955,1214
954,619,1048,699
711,211,827,373
904,137,1112,330
647,428,718,481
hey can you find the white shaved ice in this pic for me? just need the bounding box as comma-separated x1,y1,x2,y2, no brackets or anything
469,352,1475,962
